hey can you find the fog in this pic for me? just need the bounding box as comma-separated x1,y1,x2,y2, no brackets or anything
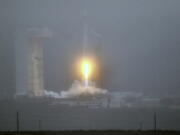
0,0,180,131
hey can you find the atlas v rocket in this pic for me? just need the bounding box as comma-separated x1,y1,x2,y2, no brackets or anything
81,9,104,87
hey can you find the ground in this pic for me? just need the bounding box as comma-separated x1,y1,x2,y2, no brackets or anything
0,131,180,135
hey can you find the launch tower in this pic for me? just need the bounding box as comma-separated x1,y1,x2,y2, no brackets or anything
15,27,51,97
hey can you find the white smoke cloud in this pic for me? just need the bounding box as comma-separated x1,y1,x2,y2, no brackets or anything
44,80,108,99
44,90,62,99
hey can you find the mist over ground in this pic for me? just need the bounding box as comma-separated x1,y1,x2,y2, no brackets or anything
0,0,180,131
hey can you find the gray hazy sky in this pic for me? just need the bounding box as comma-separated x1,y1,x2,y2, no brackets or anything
1,0,180,96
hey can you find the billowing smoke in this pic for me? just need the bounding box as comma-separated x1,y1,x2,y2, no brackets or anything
44,80,108,99
44,90,62,99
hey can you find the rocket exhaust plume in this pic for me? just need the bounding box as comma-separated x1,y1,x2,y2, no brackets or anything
44,57,107,99
81,58,92,87
44,56,107,99
44,7,108,99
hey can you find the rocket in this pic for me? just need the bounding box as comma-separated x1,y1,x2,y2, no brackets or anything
80,8,104,88
82,9,88,56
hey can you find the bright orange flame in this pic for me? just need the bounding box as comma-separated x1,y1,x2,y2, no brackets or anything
81,58,92,80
